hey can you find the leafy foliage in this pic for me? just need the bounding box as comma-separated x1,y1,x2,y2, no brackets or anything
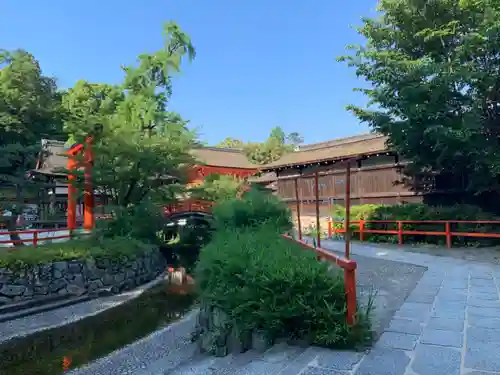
339,0,500,193
195,225,372,348
211,186,293,233
63,22,198,208
216,126,303,165
190,174,247,202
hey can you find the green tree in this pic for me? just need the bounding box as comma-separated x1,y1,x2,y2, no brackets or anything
0,49,64,244
64,22,198,208
215,137,245,149
339,0,500,193
190,174,246,202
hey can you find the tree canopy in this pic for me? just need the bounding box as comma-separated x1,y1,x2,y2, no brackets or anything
216,126,303,165
340,0,500,193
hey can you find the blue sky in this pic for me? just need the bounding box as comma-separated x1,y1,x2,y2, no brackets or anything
1,0,378,145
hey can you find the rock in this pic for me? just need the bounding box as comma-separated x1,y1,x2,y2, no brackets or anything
212,308,229,329
53,261,68,272
251,331,273,352
52,269,63,279
34,285,48,295
114,273,125,283
85,258,97,273
72,274,85,287
102,274,114,286
66,284,86,296
95,258,109,269
68,261,82,273
0,296,12,305
48,278,67,293
0,284,26,297
214,346,228,357
227,325,250,354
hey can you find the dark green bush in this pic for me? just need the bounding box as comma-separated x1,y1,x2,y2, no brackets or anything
195,225,372,348
331,203,500,247
211,187,293,233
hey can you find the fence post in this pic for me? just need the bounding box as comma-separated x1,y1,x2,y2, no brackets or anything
344,267,357,326
397,221,403,246
327,220,332,238
359,220,365,242
445,221,452,248
33,231,38,247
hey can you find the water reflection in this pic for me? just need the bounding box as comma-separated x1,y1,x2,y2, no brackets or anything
0,282,196,375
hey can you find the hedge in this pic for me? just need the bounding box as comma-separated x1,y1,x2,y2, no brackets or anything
330,203,500,247
0,237,157,270
195,225,372,348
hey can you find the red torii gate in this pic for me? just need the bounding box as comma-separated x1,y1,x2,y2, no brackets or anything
66,137,94,232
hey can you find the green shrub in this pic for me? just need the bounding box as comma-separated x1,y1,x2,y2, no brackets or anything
95,202,165,244
195,225,372,348
330,203,500,247
0,237,156,270
211,187,293,233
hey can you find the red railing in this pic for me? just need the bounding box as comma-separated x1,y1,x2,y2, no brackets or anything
0,228,90,248
282,235,357,326
163,199,213,216
327,220,500,248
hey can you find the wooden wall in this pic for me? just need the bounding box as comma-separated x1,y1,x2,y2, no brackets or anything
276,154,424,208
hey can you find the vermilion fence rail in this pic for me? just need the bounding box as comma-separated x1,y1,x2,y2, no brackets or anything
163,199,213,216
282,234,357,326
0,228,90,248
327,220,500,248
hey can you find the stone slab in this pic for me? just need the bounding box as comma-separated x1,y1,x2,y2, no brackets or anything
411,344,461,375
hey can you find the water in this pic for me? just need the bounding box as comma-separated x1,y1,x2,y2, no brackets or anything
0,282,196,375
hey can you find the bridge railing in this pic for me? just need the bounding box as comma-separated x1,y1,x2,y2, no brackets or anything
327,219,500,248
163,199,213,216
282,234,357,326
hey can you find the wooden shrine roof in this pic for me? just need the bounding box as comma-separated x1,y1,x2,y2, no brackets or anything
261,133,389,170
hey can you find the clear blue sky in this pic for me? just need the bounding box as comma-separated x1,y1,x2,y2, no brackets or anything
1,0,377,145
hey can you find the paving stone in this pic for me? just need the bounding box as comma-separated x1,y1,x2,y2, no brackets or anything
465,341,500,372
468,315,500,330
386,318,422,335
470,286,498,295
434,300,466,311
469,291,499,301
435,291,467,302
467,327,500,344
315,350,364,371
411,344,461,375
300,366,348,375
432,308,465,320
395,302,432,321
354,348,410,375
406,292,437,304
464,371,500,375
426,317,464,332
223,359,287,375
259,344,305,364
277,347,324,375
468,307,500,318
376,332,418,351
420,328,464,348
467,298,500,309
470,272,494,280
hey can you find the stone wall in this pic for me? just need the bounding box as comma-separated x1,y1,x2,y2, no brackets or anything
0,250,166,306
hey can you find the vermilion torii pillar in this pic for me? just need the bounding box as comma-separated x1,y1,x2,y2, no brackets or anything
67,136,94,232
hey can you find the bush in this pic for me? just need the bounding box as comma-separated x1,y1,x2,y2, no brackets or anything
330,203,500,247
211,187,293,233
0,237,156,270
95,202,165,244
195,225,372,348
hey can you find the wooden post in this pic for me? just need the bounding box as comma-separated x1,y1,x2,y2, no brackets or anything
83,137,94,231
294,177,302,240
345,162,351,259
314,171,321,248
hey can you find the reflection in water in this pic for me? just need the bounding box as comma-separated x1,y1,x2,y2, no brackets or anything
0,282,196,375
